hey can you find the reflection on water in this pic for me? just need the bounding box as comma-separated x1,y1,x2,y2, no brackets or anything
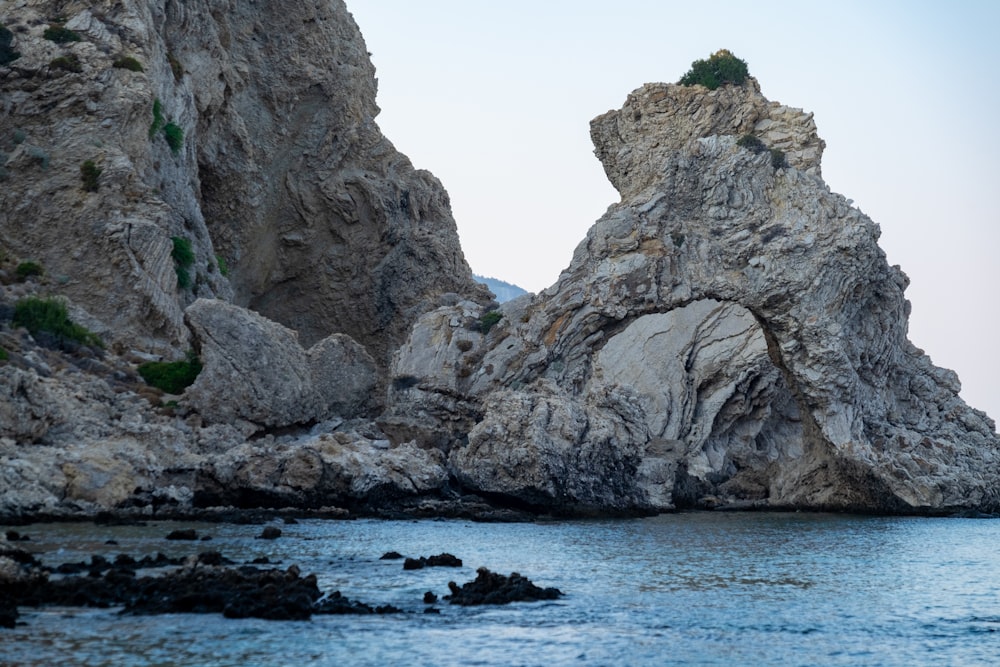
4,513,1000,666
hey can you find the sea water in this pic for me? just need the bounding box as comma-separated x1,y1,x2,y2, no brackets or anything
3,513,1000,666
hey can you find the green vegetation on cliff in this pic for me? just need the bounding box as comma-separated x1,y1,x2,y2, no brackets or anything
138,353,202,394
13,297,102,348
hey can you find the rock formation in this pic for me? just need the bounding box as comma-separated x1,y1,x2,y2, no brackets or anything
0,1,997,520
0,0,482,519
391,79,1000,515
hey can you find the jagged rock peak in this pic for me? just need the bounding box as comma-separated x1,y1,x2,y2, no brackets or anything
591,77,826,199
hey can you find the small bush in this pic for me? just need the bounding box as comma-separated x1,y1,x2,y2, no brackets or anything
678,49,749,90
770,148,788,170
0,346,8,362
138,352,202,394
0,24,20,66
43,25,81,44
149,99,165,138
112,55,143,72
49,54,81,73
15,261,43,281
736,134,767,154
215,254,229,277
171,236,194,289
80,159,101,192
478,311,503,334
163,122,183,153
13,297,102,348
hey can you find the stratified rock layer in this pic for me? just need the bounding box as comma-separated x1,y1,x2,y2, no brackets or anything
394,78,1000,514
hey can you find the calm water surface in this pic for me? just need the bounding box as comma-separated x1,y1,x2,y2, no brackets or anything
3,513,1000,666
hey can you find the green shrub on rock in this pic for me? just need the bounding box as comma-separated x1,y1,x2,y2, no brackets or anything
138,352,202,394
43,25,81,44
678,49,749,90
13,297,102,348
15,261,43,281
171,236,195,289
112,55,143,72
80,159,101,192
163,122,184,154
49,54,81,73
149,99,165,139
770,148,788,169
737,134,767,154
477,311,503,334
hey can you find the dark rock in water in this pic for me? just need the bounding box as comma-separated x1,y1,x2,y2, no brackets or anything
104,540,119,546
197,551,233,567
424,607,440,614
5,530,29,541
423,591,437,604
250,556,273,565
165,529,199,540
125,565,322,621
404,553,463,570
258,526,282,540
283,517,299,525
0,602,18,629
379,551,404,560
313,590,401,615
446,567,562,606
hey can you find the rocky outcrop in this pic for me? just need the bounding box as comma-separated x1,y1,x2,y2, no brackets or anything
392,78,1000,515
0,0,487,365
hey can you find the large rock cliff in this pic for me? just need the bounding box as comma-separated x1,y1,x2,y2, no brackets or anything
0,0,486,365
0,0,486,519
390,79,1000,515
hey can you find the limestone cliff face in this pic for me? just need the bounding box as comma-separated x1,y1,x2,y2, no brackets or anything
392,78,1000,514
0,0,486,364
0,0,486,519
167,0,488,355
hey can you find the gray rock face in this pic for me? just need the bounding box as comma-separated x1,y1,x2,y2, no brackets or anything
394,78,1000,514
165,0,490,360
0,0,487,365
184,299,376,429
0,0,484,519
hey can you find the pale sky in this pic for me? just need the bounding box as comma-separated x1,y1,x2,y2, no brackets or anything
348,1,1000,424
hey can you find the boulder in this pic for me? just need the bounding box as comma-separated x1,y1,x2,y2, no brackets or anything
184,299,376,428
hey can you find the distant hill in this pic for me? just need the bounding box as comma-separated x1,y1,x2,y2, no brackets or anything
474,275,530,303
